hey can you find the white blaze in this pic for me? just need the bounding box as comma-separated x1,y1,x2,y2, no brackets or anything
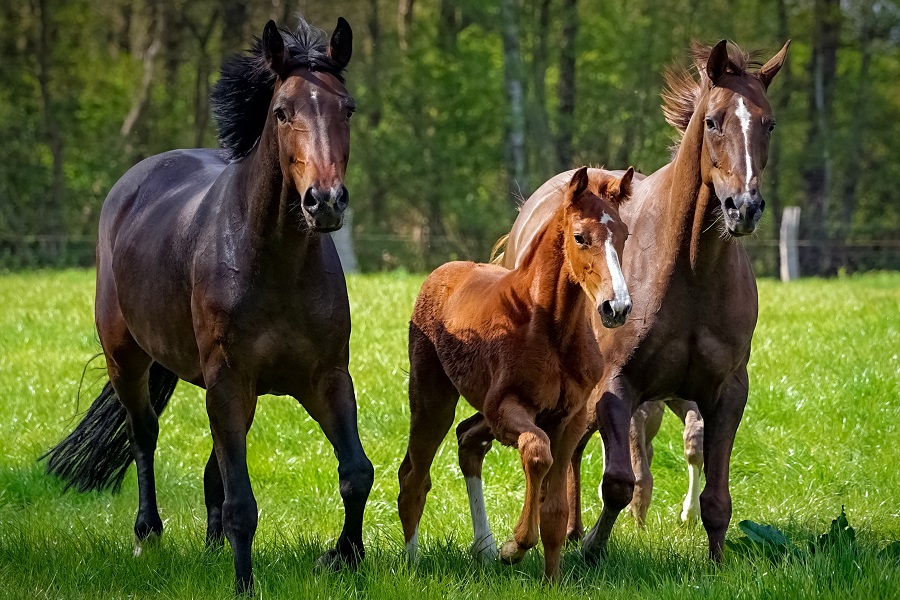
600,212,613,225
735,97,753,192
604,237,630,313
465,476,497,562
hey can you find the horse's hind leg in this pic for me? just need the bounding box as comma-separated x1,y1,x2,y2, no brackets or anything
487,397,551,566
96,306,158,552
398,330,458,562
626,401,663,527
667,399,704,524
565,429,592,543
203,447,226,547
456,413,497,563
299,368,374,570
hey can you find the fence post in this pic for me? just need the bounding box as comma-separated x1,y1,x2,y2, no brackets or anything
330,207,358,273
780,206,800,282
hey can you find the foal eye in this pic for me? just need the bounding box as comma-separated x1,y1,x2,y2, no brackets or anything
705,117,718,131
767,122,776,133
573,233,586,246
274,108,287,123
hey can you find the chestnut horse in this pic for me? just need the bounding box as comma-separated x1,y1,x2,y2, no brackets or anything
472,40,790,562
398,167,633,580
42,18,373,593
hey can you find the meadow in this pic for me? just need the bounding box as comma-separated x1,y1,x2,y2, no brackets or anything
0,269,898,599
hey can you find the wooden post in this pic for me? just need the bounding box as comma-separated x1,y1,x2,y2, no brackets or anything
780,206,800,282
330,208,358,274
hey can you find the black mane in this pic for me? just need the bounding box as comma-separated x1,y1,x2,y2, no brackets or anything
210,18,347,160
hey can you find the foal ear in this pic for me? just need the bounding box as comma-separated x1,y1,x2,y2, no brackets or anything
567,167,590,202
758,39,791,89
262,20,289,76
609,167,634,206
706,39,729,86
329,17,353,70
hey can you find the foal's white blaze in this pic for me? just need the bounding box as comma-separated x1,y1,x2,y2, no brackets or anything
465,476,497,562
604,237,631,314
405,527,419,562
680,463,702,524
600,211,613,225
735,97,754,192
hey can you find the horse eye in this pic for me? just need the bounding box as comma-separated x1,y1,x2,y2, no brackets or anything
767,121,776,133
274,108,287,123
705,117,718,131
346,110,354,120
573,233,586,246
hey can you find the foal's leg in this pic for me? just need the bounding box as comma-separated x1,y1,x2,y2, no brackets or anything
626,401,663,528
540,410,588,580
456,413,497,563
699,368,748,561
205,371,258,595
488,399,552,565
397,332,459,562
97,304,159,554
300,368,375,570
581,377,636,564
667,399,704,524
565,431,592,543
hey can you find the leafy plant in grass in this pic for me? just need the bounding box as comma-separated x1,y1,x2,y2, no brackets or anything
726,507,857,563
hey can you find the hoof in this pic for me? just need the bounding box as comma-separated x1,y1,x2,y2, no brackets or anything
680,506,700,525
133,531,161,558
314,546,361,573
499,540,527,565
580,531,607,566
469,536,498,565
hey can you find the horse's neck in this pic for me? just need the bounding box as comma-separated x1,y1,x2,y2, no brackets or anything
515,215,587,349
233,124,316,262
652,115,730,283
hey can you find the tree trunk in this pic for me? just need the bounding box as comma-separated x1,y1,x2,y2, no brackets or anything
220,0,246,58
398,0,415,51
556,0,577,170
33,0,65,248
801,0,840,275
499,0,528,201
366,0,387,226
526,0,554,185
768,0,793,245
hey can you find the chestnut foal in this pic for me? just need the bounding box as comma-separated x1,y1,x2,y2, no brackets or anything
397,167,633,580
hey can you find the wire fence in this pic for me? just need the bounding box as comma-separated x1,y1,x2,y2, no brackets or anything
2,233,899,277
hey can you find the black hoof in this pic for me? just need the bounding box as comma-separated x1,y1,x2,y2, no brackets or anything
314,545,363,572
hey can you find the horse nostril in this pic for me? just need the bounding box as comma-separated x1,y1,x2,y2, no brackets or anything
724,197,737,212
303,186,327,211
600,300,614,319
336,185,349,210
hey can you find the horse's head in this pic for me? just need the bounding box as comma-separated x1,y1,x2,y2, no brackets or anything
262,19,354,232
691,40,790,236
563,167,633,329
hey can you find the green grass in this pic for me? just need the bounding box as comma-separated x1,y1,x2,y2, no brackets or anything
0,270,898,599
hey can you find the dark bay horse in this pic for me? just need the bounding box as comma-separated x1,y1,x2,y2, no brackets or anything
42,18,373,594
398,168,633,580
478,40,790,562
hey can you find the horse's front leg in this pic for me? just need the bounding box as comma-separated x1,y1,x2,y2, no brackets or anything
205,371,258,595
486,397,552,565
540,409,588,580
300,367,374,570
699,367,748,561
582,377,636,564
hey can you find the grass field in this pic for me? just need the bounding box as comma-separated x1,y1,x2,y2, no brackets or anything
0,270,898,599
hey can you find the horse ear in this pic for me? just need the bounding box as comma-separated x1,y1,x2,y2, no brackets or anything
567,167,590,202
706,39,729,85
613,167,634,206
262,20,289,76
758,39,791,89
329,17,353,70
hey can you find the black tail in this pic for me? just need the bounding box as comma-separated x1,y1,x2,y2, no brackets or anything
42,362,179,493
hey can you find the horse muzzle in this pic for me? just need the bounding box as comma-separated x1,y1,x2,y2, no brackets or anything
302,184,349,233
721,192,765,236
599,297,632,329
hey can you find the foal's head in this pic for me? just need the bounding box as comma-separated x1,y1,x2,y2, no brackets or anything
664,40,790,236
562,167,633,329
212,18,355,233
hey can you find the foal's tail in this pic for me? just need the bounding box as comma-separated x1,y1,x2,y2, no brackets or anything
42,362,179,493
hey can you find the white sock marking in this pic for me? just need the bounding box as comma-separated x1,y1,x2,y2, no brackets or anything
604,237,631,313
681,463,702,523
735,97,754,192
405,527,419,562
465,476,497,561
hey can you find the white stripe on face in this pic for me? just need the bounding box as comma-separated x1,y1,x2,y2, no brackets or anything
310,89,331,175
735,97,753,192
604,237,630,313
